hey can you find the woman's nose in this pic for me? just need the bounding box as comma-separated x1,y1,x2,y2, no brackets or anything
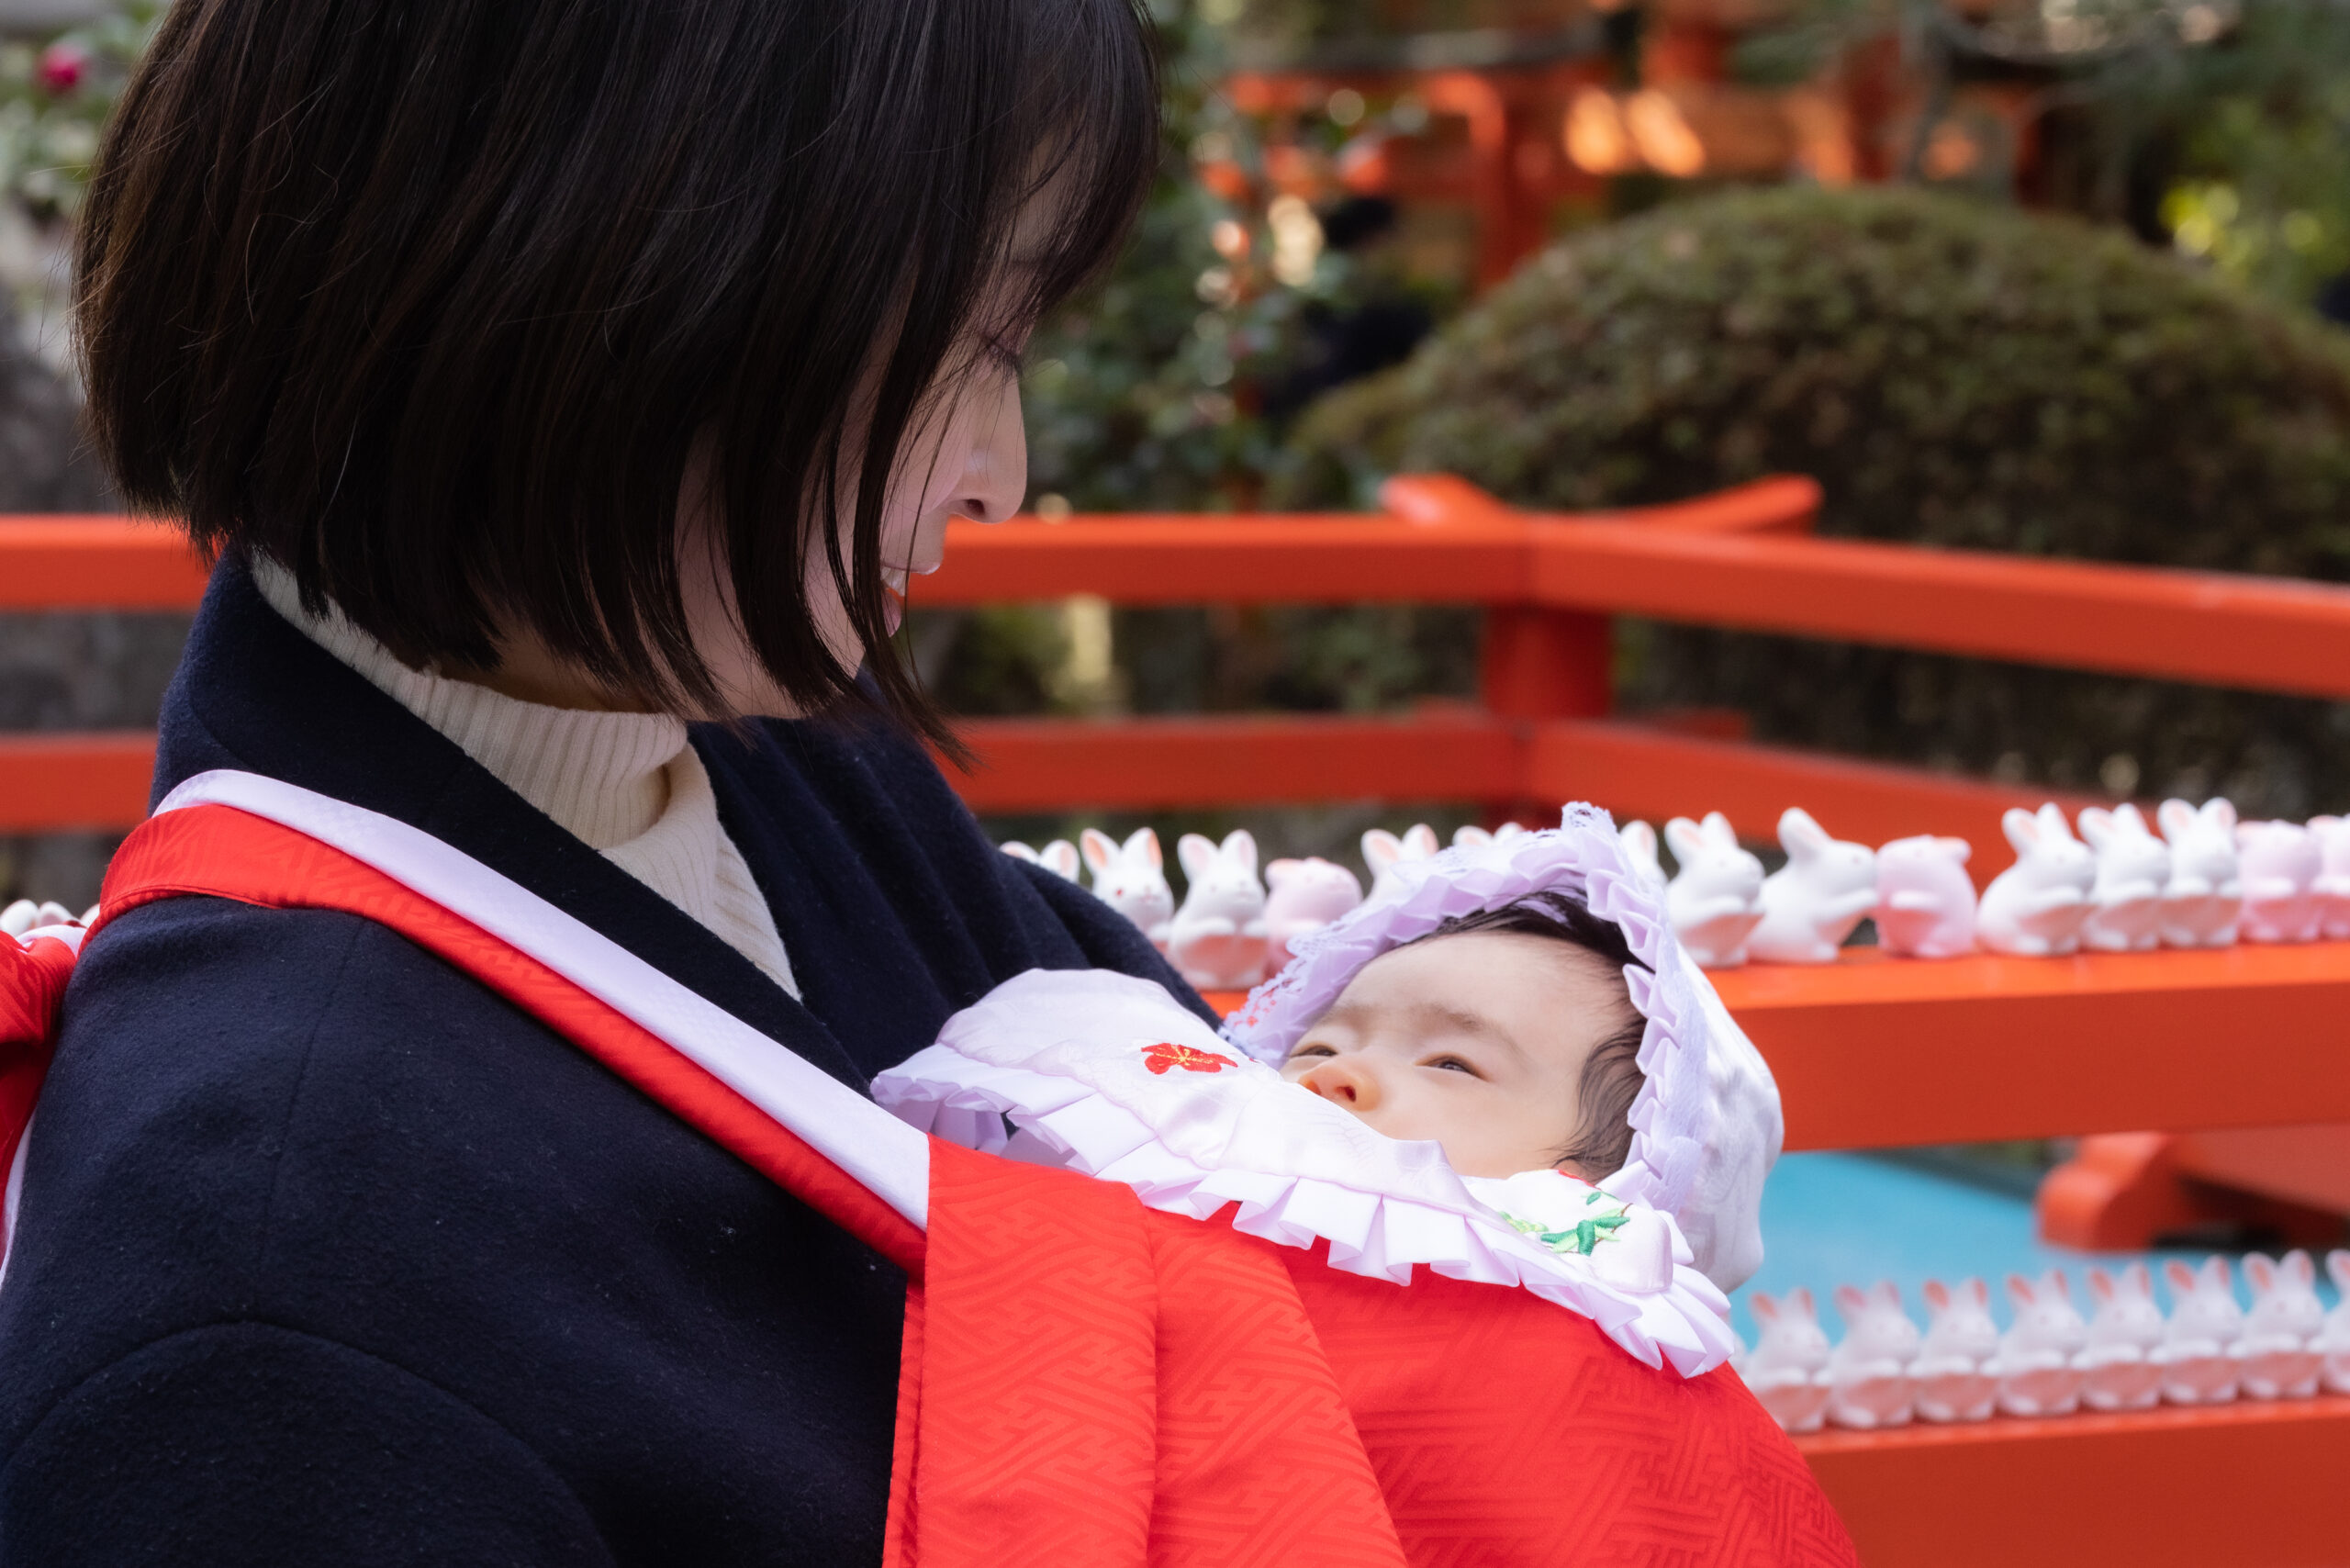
1299,1058,1381,1112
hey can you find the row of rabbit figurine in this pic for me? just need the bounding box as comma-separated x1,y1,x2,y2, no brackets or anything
1002,820,1520,990
1740,1251,2350,1433
1617,796,2350,968
1,900,95,939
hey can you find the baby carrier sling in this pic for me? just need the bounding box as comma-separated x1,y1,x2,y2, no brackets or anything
0,772,1853,1568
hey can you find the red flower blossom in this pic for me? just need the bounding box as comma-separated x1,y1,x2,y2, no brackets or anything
1140,1041,1236,1076
38,42,88,95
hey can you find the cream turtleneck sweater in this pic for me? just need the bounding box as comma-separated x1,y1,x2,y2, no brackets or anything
253,564,799,998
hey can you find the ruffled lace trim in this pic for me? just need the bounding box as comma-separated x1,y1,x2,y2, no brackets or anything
876,1043,1740,1377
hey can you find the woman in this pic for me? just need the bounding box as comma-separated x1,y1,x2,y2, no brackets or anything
0,2,1176,1562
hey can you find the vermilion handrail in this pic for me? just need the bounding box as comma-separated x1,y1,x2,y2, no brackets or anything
23,476,2350,703
916,476,2350,702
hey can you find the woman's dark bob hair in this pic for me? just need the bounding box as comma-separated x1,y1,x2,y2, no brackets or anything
77,0,1159,732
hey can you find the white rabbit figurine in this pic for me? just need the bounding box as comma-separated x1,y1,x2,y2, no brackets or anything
2154,1256,2246,1406
1361,823,1439,904
1000,838,1081,882
1,900,78,938
2320,1251,2350,1396
1748,807,1878,965
1618,821,1667,891
1825,1280,1922,1429
2076,803,2170,953
1260,857,1363,977
2079,1262,2167,1412
1986,1269,2089,1417
2307,817,2350,939
1975,803,2096,957
2234,820,2323,943
1739,1288,1833,1434
1873,835,1976,958
1662,812,1766,969
2156,798,2243,947
1911,1277,1999,1423
2239,1250,2326,1400
1080,827,1175,955
1169,830,1270,990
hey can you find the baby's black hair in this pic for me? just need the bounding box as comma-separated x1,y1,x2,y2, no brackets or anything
1409,891,1649,1180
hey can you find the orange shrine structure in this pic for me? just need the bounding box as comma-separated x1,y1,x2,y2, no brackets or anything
6,481,2348,1565
1215,0,2088,290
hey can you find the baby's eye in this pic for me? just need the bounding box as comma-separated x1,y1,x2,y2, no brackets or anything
1423,1056,1480,1076
1287,1044,1336,1062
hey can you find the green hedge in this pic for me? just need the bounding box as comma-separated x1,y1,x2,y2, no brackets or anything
1281,185,2350,816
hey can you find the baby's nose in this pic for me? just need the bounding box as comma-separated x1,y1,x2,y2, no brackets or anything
1299,1058,1381,1112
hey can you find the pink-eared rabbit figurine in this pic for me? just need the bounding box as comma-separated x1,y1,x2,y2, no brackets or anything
1169,830,1270,989
1749,807,1879,965
2155,1257,2246,1406
2234,820,2323,944
2239,1250,2326,1400
1873,835,1976,958
1361,823,1439,904
2308,817,2350,939
1001,838,1081,882
1618,820,1667,890
1826,1281,1922,1429
2076,803,2169,953
1912,1278,1999,1423
1986,1270,2088,1417
1080,827,1175,954
2156,798,2242,947
1260,856,1363,976
1662,812,1767,969
1451,823,1528,850
2321,1251,2350,1396
1976,804,2095,957
1740,1288,1833,1434
2079,1262,2166,1412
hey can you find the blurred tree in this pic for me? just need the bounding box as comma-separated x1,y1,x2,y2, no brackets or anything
1738,0,2350,311
0,2,158,222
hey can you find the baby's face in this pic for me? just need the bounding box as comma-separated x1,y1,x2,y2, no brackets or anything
1280,930,1634,1179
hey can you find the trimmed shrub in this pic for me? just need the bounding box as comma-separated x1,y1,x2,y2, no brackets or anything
1280,185,2350,815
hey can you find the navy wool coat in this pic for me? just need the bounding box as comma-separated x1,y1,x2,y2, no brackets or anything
0,557,1209,1565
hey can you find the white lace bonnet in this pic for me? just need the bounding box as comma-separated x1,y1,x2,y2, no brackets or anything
1220,804,1782,1292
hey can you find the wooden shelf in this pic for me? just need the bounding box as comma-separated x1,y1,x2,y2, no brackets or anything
1796,1395,2350,1567
1711,944,2350,1151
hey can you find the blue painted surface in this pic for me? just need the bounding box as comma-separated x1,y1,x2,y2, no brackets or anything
1728,1152,2341,1346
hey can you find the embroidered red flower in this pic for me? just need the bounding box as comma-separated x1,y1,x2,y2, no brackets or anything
1141,1041,1237,1076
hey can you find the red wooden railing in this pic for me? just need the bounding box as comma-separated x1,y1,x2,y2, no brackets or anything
6,481,2349,1565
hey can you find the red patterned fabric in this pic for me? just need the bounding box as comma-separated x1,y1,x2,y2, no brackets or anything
0,932,71,1234
56,804,1854,1567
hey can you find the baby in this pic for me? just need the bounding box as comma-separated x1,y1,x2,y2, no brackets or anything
1276,890,1648,1183
876,804,1780,1377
